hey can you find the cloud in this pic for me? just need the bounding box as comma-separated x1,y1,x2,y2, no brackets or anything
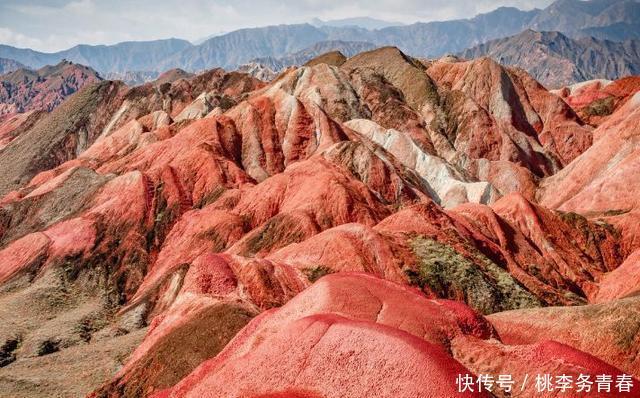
0,0,555,52
0,27,44,49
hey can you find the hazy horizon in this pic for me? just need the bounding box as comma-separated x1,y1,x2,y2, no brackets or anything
0,0,554,52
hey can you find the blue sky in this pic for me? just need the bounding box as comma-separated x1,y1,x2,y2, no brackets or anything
0,0,554,52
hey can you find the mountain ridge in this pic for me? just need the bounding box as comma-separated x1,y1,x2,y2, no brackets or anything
0,0,639,73
0,60,102,119
460,29,640,87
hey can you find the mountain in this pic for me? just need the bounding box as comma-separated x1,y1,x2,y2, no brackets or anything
460,30,640,87
155,8,540,71
159,24,328,71
0,39,192,74
311,16,403,30
0,60,102,118
0,58,25,74
529,0,640,40
0,0,639,75
248,40,376,72
133,0,640,70
1,46,639,396
355,6,541,56
192,31,228,45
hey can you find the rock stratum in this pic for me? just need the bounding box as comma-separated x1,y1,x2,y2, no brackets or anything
0,46,639,398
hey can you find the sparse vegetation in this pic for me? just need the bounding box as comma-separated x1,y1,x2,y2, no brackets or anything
0,337,21,367
36,339,60,356
602,209,630,217
582,96,615,117
243,215,307,256
407,236,540,314
302,265,334,283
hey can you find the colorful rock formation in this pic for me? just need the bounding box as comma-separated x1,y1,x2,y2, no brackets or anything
0,47,638,398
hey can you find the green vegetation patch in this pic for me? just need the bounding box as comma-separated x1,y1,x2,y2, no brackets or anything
302,265,334,283
243,214,308,257
407,236,540,314
582,96,615,117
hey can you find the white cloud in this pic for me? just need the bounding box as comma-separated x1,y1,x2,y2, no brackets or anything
0,27,43,49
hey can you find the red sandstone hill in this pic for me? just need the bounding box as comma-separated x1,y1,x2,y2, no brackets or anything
552,76,640,126
0,47,639,398
0,60,102,120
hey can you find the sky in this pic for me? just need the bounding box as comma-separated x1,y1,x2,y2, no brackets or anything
0,0,555,52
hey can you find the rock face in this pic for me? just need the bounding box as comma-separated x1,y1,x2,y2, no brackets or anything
0,60,103,119
460,30,640,88
157,274,639,398
0,46,638,398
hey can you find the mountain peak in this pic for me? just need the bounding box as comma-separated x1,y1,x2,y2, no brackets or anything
0,60,102,117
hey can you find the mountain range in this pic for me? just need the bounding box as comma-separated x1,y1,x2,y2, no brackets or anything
0,0,639,74
0,39,192,74
0,44,639,396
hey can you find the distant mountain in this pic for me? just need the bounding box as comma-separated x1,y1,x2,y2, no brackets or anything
0,0,639,74
354,6,541,56
206,0,640,70
0,60,102,117
310,17,403,30
460,30,640,88
0,58,25,75
156,8,539,71
529,0,640,40
0,39,192,74
192,31,228,45
159,24,328,71
159,0,640,70
249,40,376,72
